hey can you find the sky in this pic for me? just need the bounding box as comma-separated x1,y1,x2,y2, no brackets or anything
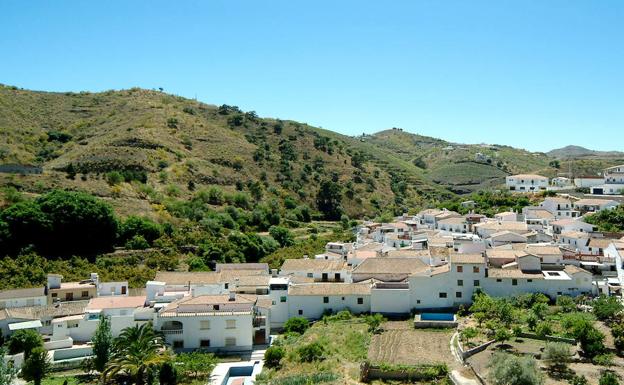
1,1,622,152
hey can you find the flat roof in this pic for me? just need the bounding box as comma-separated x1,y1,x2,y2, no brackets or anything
9,320,42,330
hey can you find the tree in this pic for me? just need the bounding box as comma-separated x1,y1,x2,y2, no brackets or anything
103,322,170,385
0,347,17,385
269,226,294,247
495,328,512,343
316,180,343,220
8,329,43,358
283,317,309,335
264,346,285,368
118,216,162,245
21,347,50,385
175,351,217,381
593,295,623,321
159,361,177,385
91,315,113,373
542,342,572,371
365,313,386,334
611,322,624,353
556,295,576,313
297,341,325,362
488,353,544,385
599,372,620,385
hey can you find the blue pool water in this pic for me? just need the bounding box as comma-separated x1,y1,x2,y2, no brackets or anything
420,313,455,321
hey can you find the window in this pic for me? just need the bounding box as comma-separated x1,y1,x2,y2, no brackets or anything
496,279,502,282
457,280,463,286
200,340,210,348
200,320,210,330
224,283,229,289
307,273,313,278
226,319,236,329
335,273,341,281
298,309,303,315
323,297,329,304
439,292,447,298
456,266,463,273
51,293,58,298
280,296,287,303
473,266,480,273
121,286,127,295
68,321,79,329
473,280,480,287
66,292,73,301
357,297,364,305
456,292,462,298
416,300,421,304
527,279,533,283
173,340,184,349
322,273,328,281
225,337,236,347
512,279,518,286
82,291,89,298
214,305,220,310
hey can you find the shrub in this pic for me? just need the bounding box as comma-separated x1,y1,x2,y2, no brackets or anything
269,226,294,247
542,342,571,370
488,353,544,385
593,353,615,367
556,295,576,313
283,317,309,335
593,295,623,321
159,361,177,385
535,322,552,338
125,235,150,250
297,341,325,362
264,346,285,368
106,171,124,186
599,372,620,385
21,347,50,385
118,216,162,245
365,313,386,334
8,329,43,358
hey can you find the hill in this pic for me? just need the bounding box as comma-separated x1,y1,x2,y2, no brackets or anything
363,129,554,194
548,145,624,159
0,85,454,220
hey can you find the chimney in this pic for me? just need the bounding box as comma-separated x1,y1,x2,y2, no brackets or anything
229,292,236,301
271,269,278,277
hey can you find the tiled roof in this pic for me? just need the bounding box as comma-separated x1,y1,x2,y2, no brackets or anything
525,245,562,256
288,283,371,296
154,271,221,285
488,268,544,279
564,265,591,276
4,301,89,320
575,199,618,206
353,258,427,275
281,259,346,272
450,253,485,264
561,231,591,239
0,287,45,300
588,238,615,249
215,263,269,272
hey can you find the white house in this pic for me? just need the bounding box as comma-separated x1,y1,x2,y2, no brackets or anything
539,197,580,219
0,288,47,309
574,199,619,213
551,219,595,236
494,212,518,222
436,217,469,233
280,258,350,283
506,174,548,192
156,293,271,351
487,231,527,247
287,283,371,320
574,177,604,189
590,165,624,195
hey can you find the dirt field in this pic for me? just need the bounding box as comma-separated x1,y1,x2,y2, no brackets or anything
367,321,455,366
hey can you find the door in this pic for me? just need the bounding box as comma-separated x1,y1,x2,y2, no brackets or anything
254,330,266,345
322,273,328,282
65,292,73,301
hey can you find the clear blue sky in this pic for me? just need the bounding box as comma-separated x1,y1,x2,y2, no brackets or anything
1,1,622,152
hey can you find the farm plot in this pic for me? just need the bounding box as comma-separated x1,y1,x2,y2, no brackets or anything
367,321,454,366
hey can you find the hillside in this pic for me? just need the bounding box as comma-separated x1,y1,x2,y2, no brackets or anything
548,145,624,159
0,85,454,220
363,129,555,194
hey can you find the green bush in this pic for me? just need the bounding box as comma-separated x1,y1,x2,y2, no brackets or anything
8,329,43,358
264,346,285,368
125,235,150,250
488,353,544,385
599,371,620,385
297,341,325,362
283,317,309,335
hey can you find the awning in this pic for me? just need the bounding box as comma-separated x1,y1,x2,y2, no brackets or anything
9,320,42,331
580,262,605,267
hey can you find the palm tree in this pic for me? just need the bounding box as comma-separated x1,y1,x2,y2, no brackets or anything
103,322,171,385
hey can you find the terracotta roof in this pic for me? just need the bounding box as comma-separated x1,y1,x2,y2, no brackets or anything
430,264,451,276
353,258,428,275
281,259,346,272
4,301,89,320
450,254,485,264
524,209,555,220
489,230,527,239
385,249,429,258
288,283,371,296
475,222,528,232
154,271,221,285
588,238,615,249
561,231,590,239
486,249,527,259
231,275,271,287
0,287,45,300
564,265,591,276
525,245,562,256
86,296,146,311
215,263,269,272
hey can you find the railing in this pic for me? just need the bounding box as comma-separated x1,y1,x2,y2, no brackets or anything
253,317,267,327
161,329,183,335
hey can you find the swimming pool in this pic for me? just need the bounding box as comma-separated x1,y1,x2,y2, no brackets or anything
420,313,455,321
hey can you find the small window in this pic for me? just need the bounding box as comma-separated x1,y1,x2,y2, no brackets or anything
473,266,480,273
200,320,210,330
307,273,313,278
224,283,229,289
439,292,447,298
51,293,58,298
456,292,462,298
512,279,518,286
298,309,303,315
323,297,329,304
280,296,287,303
121,286,127,295
456,266,463,273
416,300,421,304
200,339,210,348
496,279,502,282
173,340,184,349
357,297,363,305
527,279,533,283
457,280,463,286
473,280,480,287
226,319,236,329
82,291,89,298
225,337,236,347
214,305,220,311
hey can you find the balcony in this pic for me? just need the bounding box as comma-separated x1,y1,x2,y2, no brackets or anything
253,316,267,328
161,329,183,335
161,320,183,335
